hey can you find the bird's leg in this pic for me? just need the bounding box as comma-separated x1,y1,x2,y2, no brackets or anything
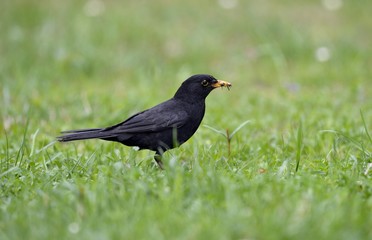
154,153,164,170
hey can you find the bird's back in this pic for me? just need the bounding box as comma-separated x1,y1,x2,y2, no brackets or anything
105,98,205,152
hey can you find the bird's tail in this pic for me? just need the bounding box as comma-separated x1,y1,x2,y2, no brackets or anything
57,128,107,142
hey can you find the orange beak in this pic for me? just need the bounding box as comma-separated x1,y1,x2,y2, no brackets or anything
211,80,232,90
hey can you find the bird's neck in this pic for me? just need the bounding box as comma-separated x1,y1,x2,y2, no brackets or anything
174,96,205,104
174,91,207,103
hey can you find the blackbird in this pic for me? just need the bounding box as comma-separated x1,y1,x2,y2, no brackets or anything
57,74,232,168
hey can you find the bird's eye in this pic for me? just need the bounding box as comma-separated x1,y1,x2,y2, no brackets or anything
201,80,209,87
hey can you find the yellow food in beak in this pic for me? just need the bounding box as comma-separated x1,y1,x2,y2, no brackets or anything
211,80,232,90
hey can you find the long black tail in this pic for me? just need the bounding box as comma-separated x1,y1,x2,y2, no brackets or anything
57,128,107,142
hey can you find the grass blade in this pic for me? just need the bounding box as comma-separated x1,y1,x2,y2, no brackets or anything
204,124,227,137
30,128,39,156
295,121,303,172
229,120,251,139
360,109,372,144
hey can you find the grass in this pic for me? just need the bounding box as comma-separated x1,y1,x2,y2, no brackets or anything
1,0,371,239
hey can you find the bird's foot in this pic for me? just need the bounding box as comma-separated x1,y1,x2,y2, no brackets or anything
154,154,164,170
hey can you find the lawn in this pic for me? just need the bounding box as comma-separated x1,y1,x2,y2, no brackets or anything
1,0,371,239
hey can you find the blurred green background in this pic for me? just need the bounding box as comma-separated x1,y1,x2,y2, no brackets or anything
1,0,371,239
1,0,371,132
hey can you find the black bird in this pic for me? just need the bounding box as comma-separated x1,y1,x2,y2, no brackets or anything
57,74,232,168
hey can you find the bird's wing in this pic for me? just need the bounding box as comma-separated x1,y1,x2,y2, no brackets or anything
103,101,189,134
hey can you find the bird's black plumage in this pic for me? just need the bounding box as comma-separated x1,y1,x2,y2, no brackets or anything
57,74,231,168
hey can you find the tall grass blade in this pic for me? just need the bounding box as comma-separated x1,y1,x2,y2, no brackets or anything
295,121,303,172
30,128,39,156
204,124,227,137
360,109,371,144
229,120,251,140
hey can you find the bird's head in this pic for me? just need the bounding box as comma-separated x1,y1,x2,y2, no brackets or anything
174,74,232,101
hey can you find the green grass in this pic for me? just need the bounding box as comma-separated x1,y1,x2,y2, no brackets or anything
1,0,371,239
